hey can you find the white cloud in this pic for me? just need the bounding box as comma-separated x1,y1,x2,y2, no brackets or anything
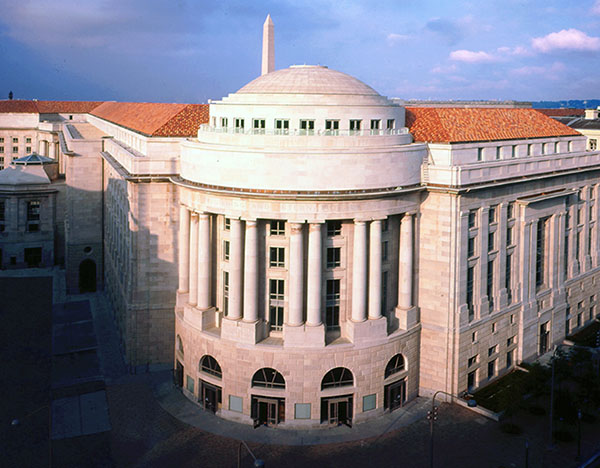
511,61,566,77
532,29,600,53
386,33,411,45
497,45,531,57
592,0,600,15
449,50,497,63
431,64,458,74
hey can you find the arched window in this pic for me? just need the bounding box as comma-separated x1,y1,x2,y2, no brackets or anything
199,355,222,379
251,368,285,389
321,367,354,390
385,354,406,378
176,335,184,356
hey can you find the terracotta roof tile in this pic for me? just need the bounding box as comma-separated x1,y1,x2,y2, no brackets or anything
536,108,585,117
0,100,39,113
36,100,104,113
406,107,581,143
91,102,209,137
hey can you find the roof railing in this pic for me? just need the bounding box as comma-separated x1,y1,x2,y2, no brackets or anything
198,124,408,136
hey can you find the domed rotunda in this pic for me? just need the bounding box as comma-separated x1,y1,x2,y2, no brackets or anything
173,20,427,427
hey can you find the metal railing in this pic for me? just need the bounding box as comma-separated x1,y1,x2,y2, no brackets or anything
198,124,408,137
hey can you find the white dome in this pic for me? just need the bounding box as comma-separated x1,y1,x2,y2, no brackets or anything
236,65,380,96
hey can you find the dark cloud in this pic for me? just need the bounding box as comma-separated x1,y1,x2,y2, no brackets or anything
424,17,464,45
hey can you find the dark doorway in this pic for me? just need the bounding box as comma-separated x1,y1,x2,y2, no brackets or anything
384,378,406,412
251,396,285,426
175,361,184,387
321,395,353,427
79,259,96,292
24,247,42,268
539,321,550,355
200,380,222,413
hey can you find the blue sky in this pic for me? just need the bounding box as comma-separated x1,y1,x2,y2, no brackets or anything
1,0,599,103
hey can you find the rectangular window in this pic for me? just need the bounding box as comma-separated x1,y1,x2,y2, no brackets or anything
488,205,497,224
270,220,285,236
223,240,230,261
511,145,516,158
496,147,501,160
300,120,315,131
234,118,244,129
223,271,229,315
491,321,497,334
487,359,496,379
468,370,477,391
382,270,388,314
220,117,228,127
527,144,533,156
510,313,515,324
25,137,31,144
487,259,494,310
472,331,478,343
468,209,477,228
326,279,340,330
554,142,559,153
382,218,389,232
326,220,342,237
327,247,341,268
536,218,547,289
269,247,285,267
253,119,266,131
269,279,284,331
507,226,513,246
488,232,495,251
224,217,231,230
370,119,380,130
507,202,514,219
12,147,18,153
506,350,514,368
12,138,18,144
275,119,289,131
590,139,597,151
349,119,362,131
468,355,478,367
382,241,389,262
25,146,31,153
467,237,475,258
27,200,40,221
542,143,547,155
325,120,339,131
0,137,3,143
0,147,3,153
477,148,483,161
506,254,512,304
568,140,573,152
467,265,474,321
386,119,395,130
507,336,515,346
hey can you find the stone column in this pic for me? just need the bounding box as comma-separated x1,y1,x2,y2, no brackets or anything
229,218,243,319
49,139,56,159
307,222,323,326
178,206,190,292
197,213,211,309
243,220,258,322
398,214,413,309
288,222,304,326
352,220,368,322
188,213,199,305
369,220,382,319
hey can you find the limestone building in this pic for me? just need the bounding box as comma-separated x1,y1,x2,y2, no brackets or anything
1,17,599,428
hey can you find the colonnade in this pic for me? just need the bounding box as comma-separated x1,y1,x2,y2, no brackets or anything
178,205,415,328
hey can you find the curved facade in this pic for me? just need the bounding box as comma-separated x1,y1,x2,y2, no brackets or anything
174,65,426,426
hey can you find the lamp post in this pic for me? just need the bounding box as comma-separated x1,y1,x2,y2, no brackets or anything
577,409,582,461
428,390,476,468
237,440,265,468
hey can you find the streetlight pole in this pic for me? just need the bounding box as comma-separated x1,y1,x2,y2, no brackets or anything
428,390,474,468
525,440,529,468
237,440,265,468
577,409,582,461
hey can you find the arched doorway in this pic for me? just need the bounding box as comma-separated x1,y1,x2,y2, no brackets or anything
79,259,96,292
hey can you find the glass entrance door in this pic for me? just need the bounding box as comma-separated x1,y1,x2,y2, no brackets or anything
384,379,406,412
252,397,284,426
322,396,353,427
200,381,221,413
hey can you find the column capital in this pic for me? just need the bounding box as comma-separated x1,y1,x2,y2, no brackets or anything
309,222,324,232
243,219,258,227
190,211,199,219
289,222,304,234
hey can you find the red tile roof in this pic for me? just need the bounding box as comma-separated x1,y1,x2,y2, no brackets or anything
90,102,209,137
535,108,586,117
0,100,40,113
406,107,581,143
36,100,104,113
